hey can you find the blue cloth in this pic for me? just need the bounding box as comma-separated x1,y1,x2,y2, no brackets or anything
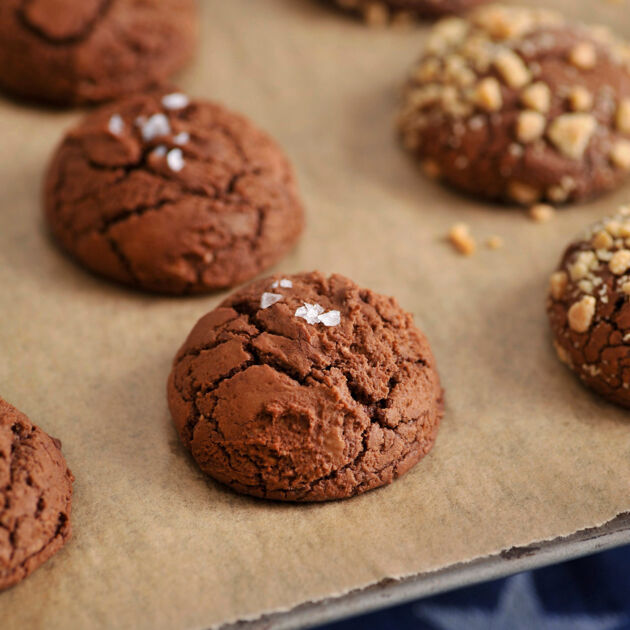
319,545,630,630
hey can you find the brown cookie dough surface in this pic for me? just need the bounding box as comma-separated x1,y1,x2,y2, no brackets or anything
45,92,305,294
168,272,444,502
332,0,487,24
547,206,630,407
0,397,73,591
0,0,197,105
398,5,630,205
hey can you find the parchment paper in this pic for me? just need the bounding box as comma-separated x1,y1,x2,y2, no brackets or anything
1,0,630,628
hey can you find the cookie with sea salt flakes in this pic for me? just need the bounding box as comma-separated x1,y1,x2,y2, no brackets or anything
547,206,630,407
331,0,488,25
167,271,444,502
0,397,74,591
0,0,197,105
44,91,305,294
398,4,630,205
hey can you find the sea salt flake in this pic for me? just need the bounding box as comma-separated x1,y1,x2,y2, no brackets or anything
271,278,293,289
167,148,185,172
162,93,189,110
260,292,283,309
295,302,325,325
173,132,190,145
152,145,167,158
139,113,171,141
108,114,124,135
318,310,341,327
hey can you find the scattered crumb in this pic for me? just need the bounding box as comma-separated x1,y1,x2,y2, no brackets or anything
486,235,504,250
529,203,555,223
448,222,476,255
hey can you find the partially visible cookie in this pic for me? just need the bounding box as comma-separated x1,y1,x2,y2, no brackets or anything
398,4,630,205
45,91,305,294
0,0,197,105
0,398,73,591
547,206,630,407
332,0,488,24
168,271,444,502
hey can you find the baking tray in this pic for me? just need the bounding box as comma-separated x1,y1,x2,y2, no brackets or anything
1,1,629,628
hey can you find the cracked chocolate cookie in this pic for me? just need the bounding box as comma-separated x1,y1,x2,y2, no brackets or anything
547,206,630,407
45,91,305,294
398,5,630,205
0,397,73,591
0,0,197,105
168,271,444,502
331,0,487,24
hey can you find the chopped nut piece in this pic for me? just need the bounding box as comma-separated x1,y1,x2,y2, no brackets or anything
507,181,540,204
520,82,551,113
609,249,630,275
448,222,476,255
616,99,630,134
568,86,593,112
568,42,597,69
622,281,630,295
473,5,534,40
592,230,614,250
415,58,441,82
547,113,597,159
426,17,469,53
610,140,630,170
529,203,555,223
553,340,571,366
547,185,569,203
486,235,504,249
473,77,503,112
517,110,546,143
549,270,568,299
578,279,594,294
494,49,531,88
567,295,596,333
569,251,597,281
605,219,622,237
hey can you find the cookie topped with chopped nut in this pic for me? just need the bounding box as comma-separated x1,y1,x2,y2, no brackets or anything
547,207,630,407
45,91,304,295
167,271,444,501
398,4,630,205
330,0,488,25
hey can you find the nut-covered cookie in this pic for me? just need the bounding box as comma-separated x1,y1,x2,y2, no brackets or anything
331,0,488,24
0,0,197,105
168,272,444,501
0,398,73,591
547,206,630,407
45,91,305,294
398,4,630,205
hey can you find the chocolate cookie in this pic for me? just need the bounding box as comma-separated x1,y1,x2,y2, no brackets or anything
547,206,630,407
331,0,487,24
0,397,73,591
168,272,444,502
0,0,197,105
398,5,630,205
45,92,305,294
